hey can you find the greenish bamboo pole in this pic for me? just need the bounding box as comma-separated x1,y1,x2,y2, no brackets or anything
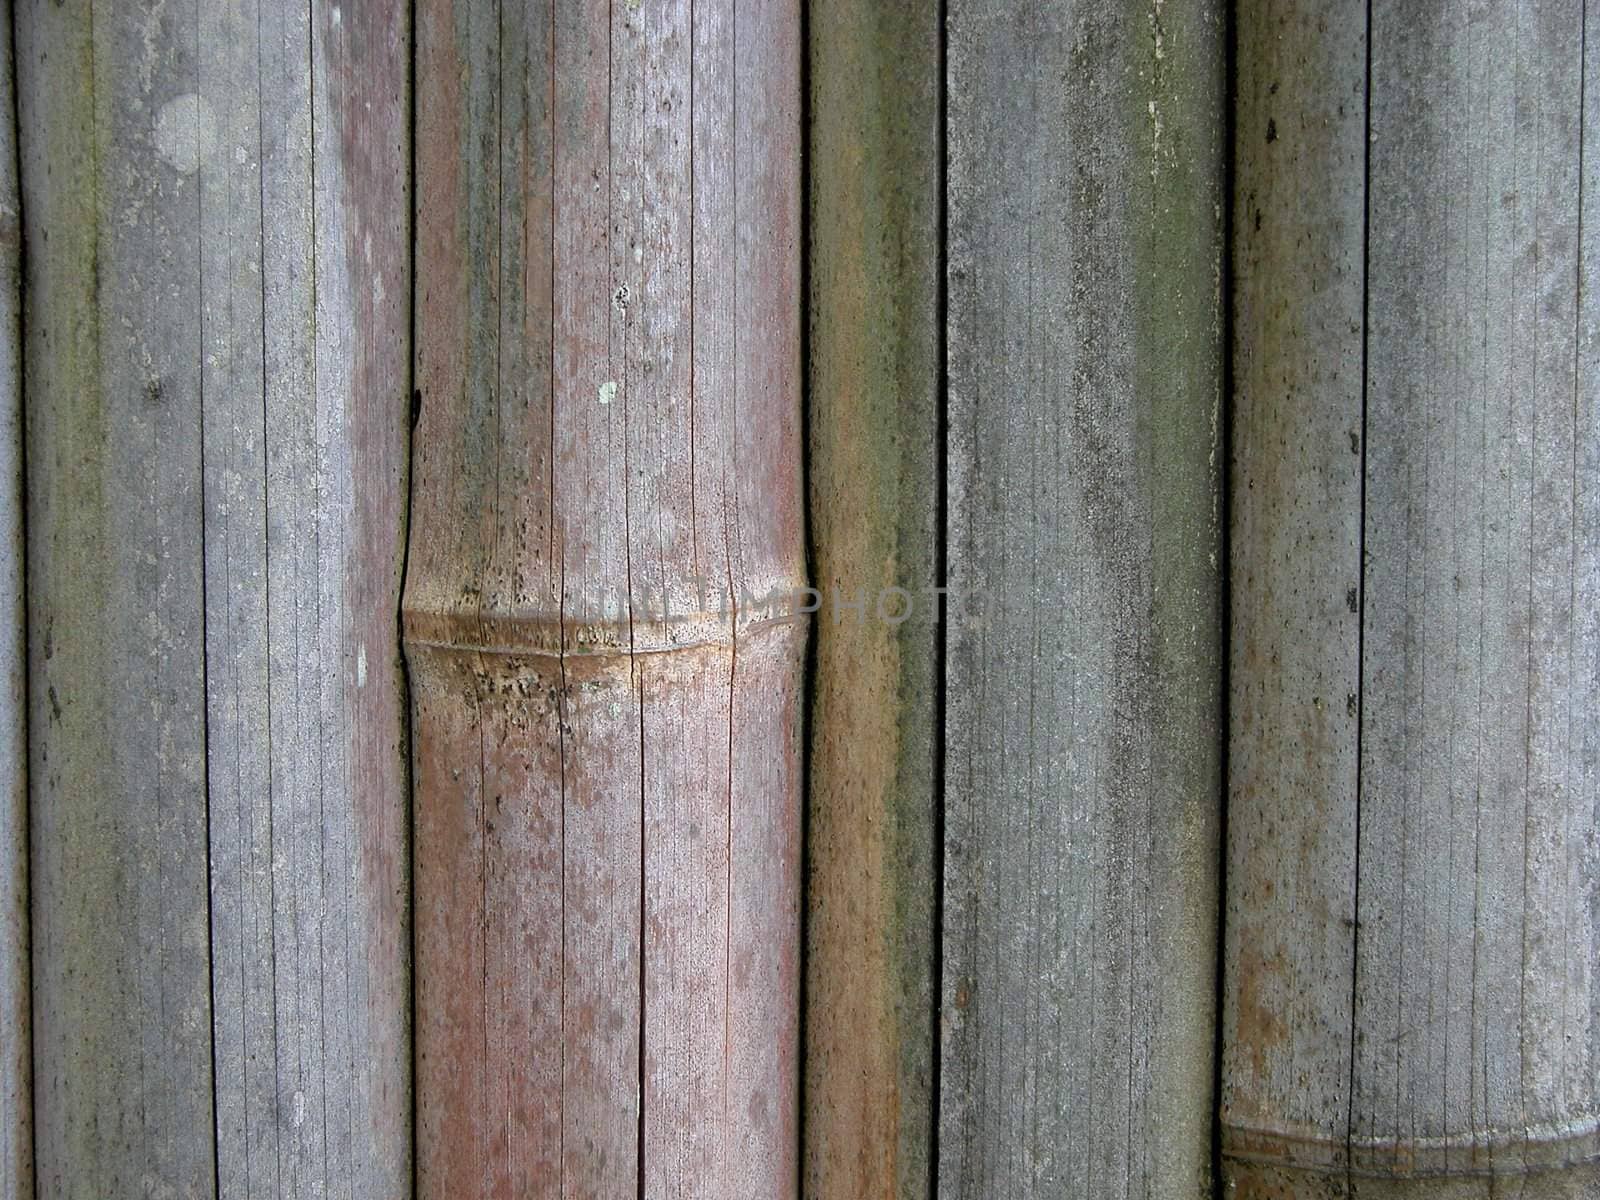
805,2,941,1196
19,3,412,1195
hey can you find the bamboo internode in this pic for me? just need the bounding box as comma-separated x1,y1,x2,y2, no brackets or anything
1224,1,1600,1194
2,4,1596,1199
936,2,1227,1195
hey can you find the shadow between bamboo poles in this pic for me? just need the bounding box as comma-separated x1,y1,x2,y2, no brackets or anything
405,0,805,1195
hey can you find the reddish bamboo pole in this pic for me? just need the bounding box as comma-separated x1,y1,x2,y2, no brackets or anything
0,6,24,1197
404,2,804,1197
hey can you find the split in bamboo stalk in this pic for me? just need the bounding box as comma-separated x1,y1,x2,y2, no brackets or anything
0,4,26,1197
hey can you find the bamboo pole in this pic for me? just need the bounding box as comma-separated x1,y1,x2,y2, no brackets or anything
200,4,413,1193
1221,3,1366,1192
804,2,941,1197
939,2,1226,1195
404,1,804,1196
21,2,216,1187
1223,1,1600,1195
0,4,26,1197
19,2,412,1194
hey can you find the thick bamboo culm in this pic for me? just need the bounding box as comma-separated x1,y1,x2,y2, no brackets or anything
804,1,941,1197
403,1,804,1196
19,2,412,1195
936,1,1226,1196
1223,1,1600,1196
0,4,24,1197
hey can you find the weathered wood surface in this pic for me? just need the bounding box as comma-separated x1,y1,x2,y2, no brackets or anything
405,0,803,1196
1357,0,1597,1187
0,4,27,1197
1224,1,1600,1195
20,2,216,1191
20,1,412,1196
804,0,941,1196
940,2,1225,1196
1221,1,1367,1194
200,2,412,1197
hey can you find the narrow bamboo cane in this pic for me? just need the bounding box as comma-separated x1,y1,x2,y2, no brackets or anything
0,5,26,1197
804,1,941,1197
405,1,804,1196
1223,1,1600,1195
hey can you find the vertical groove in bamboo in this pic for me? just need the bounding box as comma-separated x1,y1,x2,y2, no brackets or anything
19,1,412,1195
0,3,25,1197
1224,1,1600,1195
804,1,941,1197
405,0,803,1196
939,2,1226,1196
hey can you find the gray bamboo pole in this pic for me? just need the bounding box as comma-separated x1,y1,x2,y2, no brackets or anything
804,2,941,1197
21,3,215,1188
404,1,804,1196
1221,2,1366,1192
1223,1,1600,1195
19,2,411,1195
939,2,1226,1196
0,3,26,1197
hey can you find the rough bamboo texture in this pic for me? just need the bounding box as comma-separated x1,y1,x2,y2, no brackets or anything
404,1,804,1197
1222,2,1366,1194
940,2,1225,1196
0,3,25,1197
19,2,412,1196
804,1,941,1197
1223,1,1600,1195
22,3,214,1189
199,4,412,1196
